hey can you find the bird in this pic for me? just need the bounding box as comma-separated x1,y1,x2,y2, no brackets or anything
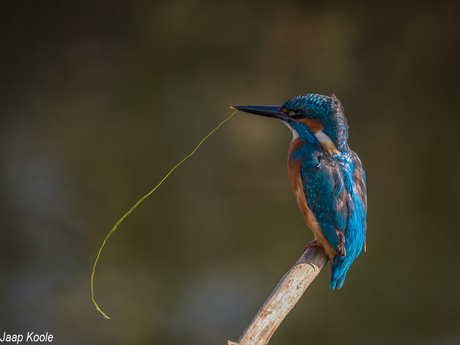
231,93,367,289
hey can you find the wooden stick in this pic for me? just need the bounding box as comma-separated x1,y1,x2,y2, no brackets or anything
228,246,328,345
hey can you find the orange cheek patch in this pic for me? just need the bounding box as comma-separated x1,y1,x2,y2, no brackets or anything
301,118,324,134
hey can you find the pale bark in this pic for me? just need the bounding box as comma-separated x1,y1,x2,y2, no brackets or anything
228,246,328,345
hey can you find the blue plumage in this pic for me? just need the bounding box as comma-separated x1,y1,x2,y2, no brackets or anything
231,94,367,289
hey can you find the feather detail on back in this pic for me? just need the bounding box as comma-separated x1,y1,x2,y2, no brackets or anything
288,134,366,289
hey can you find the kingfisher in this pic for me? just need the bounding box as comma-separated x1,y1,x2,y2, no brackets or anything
231,93,367,289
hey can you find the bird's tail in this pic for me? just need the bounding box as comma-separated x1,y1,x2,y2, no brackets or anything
330,254,355,290
330,225,365,289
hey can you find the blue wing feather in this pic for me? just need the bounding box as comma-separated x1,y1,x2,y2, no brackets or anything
350,151,367,250
301,148,348,256
298,145,366,289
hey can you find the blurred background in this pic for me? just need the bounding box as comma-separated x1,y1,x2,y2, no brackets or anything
1,1,460,344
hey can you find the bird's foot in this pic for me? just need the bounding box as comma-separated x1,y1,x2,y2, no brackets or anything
303,240,324,253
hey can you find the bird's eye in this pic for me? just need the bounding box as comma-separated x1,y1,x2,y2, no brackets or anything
290,111,305,119
281,107,304,119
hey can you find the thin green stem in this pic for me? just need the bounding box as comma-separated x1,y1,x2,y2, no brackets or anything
91,110,237,319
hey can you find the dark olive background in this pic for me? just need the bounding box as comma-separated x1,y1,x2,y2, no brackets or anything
1,1,459,344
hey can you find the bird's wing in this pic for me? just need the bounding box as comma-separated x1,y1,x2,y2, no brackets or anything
351,151,367,251
302,150,349,256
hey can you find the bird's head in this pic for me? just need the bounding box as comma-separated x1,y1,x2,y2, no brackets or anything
231,93,348,154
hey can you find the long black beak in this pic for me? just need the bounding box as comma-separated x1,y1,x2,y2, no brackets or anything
230,105,290,122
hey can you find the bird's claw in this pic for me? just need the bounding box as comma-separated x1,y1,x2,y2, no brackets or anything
303,240,324,253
